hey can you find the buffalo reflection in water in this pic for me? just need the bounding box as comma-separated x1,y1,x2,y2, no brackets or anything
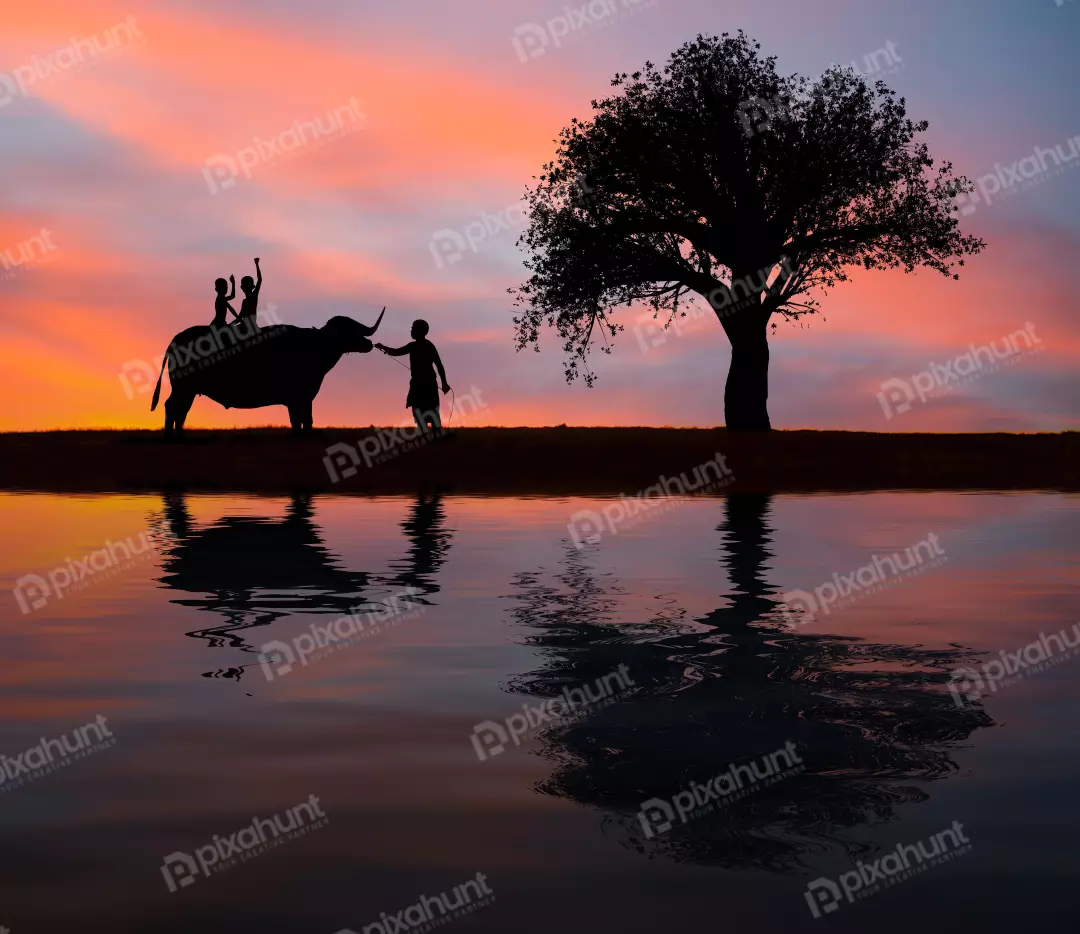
154,492,452,679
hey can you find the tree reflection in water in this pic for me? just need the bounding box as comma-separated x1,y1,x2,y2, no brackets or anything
505,493,994,871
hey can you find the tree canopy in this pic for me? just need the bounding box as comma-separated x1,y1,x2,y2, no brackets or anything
512,32,984,428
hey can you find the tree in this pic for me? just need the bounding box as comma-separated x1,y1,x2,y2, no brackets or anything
511,32,984,430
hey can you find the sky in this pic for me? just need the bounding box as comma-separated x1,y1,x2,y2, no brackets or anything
0,0,1077,432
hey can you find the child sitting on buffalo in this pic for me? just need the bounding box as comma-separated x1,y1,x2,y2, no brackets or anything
211,275,237,328
233,258,263,330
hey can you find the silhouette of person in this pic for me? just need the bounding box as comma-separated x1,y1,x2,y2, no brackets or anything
233,257,262,330
375,319,451,433
211,274,237,327
383,492,454,598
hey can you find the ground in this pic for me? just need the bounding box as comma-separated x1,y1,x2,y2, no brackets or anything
0,428,1076,494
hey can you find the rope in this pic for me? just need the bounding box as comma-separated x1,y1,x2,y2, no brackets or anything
377,350,455,427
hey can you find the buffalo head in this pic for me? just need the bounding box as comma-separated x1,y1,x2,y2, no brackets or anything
322,307,385,353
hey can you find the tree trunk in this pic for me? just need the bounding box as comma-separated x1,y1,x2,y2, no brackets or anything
722,314,772,431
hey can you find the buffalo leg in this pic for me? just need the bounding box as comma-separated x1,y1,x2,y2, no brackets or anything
164,391,195,436
287,400,314,433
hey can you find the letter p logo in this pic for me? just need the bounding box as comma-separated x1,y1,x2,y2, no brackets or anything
952,190,980,217
738,95,780,138
202,154,239,195
161,851,200,893
567,509,605,548
946,667,985,708
323,442,362,483
511,23,550,63
0,73,18,109
470,719,510,761
13,573,51,614
118,359,158,400
632,313,667,353
805,877,844,918
876,377,915,420
776,589,818,629
429,228,468,269
258,640,297,681
637,797,676,839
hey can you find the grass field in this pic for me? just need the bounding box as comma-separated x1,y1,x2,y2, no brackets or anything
0,428,1076,495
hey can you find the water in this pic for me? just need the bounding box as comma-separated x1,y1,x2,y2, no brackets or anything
0,491,1077,932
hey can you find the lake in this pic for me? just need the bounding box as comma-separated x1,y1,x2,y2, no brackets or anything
1,490,1077,932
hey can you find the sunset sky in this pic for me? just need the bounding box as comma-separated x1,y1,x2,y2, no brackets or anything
1,0,1077,431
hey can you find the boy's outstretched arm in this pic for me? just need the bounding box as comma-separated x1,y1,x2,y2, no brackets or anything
253,257,262,295
226,275,236,301
375,341,411,357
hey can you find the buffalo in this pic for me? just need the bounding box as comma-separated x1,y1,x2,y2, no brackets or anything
150,309,384,434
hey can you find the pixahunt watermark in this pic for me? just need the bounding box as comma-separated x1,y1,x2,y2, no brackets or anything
739,41,902,139
953,134,1080,216
429,201,527,270
511,0,659,63
258,587,425,681
778,533,946,628
0,17,143,110
568,453,734,548
633,300,712,351
633,258,797,351
428,176,593,270
947,621,1080,707
637,741,803,839
336,871,496,934
0,715,114,793
830,40,904,80
471,665,634,761
323,387,488,480
877,323,1043,419
160,795,328,892
1,228,58,280
805,822,972,918
119,305,286,399
13,524,163,615
203,99,366,194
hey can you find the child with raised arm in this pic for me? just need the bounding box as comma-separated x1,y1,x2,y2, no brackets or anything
234,257,263,330
211,275,237,328
376,319,451,433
